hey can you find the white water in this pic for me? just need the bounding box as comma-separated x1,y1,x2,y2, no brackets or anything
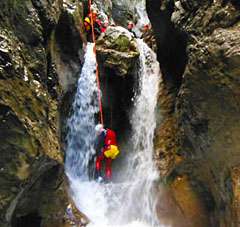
65,43,99,181
65,40,162,226
134,0,150,27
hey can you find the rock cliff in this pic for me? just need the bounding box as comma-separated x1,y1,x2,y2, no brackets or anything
147,0,240,226
0,0,85,226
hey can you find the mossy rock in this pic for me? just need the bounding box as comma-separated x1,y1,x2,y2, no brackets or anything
96,26,139,76
115,36,130,52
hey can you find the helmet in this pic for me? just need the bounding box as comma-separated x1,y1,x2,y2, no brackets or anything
95,124,103,132
128,21,133,26
92,10,98,15
143,24,149,28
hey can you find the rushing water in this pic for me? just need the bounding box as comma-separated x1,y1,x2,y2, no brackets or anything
65,39,162,226
65,43,99,181
134,0,150,27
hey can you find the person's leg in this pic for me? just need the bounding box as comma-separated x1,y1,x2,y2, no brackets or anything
96,153,105,182
106,158,112,180
96,153,105,170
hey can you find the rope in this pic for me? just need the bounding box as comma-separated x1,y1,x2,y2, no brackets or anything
89,1,104,126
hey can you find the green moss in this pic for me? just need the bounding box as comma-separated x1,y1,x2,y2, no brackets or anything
116,36,130,52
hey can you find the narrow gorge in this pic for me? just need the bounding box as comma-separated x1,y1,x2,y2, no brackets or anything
0,0,240,227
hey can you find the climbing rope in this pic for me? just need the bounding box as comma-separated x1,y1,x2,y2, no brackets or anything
89,1,104,126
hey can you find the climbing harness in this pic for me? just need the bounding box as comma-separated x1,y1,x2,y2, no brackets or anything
89,1,104,126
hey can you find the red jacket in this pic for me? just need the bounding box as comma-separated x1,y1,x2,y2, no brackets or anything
103,129,117,151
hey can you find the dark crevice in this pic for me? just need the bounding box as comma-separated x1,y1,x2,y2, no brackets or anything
55,11,83,66
231,0,240,9
191,178,216,212
0,50,14,78
146,0,188,89
98,66,136,141
12,211,42,227
31,0,55,45
46,52,59,100
222,0,240,9
55,10,84,153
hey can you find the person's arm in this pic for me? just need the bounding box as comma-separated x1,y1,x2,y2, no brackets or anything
94,23,102,35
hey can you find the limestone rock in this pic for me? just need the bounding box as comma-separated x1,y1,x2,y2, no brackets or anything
0,0,85,226
93,0,113,23
147,0,240,226
96,26,139,76
175,21,240,227
112,0,138,27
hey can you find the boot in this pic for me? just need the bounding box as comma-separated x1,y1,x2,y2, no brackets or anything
96,170,103,183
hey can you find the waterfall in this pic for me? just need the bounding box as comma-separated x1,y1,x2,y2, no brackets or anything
65,40,162,226
65,43,99,181
134,0,149,27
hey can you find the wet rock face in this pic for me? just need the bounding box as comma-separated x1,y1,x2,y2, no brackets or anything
92,0,113,23
112,0,138,26
146,0,188,89
0,0,84,226
149,0,240,226
176,21,240,226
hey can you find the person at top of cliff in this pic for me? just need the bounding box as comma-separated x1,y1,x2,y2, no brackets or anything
95,124,120,183
95,19,108,33
141,24,152,46
143,23,149,30
127,21,137,38
84,10,102,42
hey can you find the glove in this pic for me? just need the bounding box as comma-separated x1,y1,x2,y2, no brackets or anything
101,146,110,153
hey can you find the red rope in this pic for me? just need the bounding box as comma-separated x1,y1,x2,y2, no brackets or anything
89,1,104,126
